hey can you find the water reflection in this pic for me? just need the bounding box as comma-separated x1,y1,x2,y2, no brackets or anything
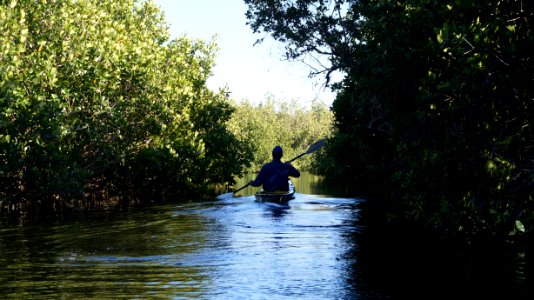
0,208,219,298
0,195,362,299
1,183,531,299
201,194,361,299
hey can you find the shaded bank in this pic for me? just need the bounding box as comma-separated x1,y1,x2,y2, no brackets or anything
245,0,534,245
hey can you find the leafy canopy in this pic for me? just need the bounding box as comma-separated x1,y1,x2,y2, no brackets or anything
245,0,534,238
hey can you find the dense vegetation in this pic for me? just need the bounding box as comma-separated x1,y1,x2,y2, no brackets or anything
0,0,251,214
228,97,333,172
245,0,533,239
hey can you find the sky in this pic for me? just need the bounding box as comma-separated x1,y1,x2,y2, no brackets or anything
152,0,338,107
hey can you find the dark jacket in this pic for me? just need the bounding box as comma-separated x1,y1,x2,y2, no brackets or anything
249,159,300,192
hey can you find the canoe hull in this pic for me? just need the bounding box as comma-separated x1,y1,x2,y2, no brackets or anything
254,181,295,203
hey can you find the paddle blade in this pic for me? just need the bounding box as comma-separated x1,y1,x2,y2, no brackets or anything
305,139,326,154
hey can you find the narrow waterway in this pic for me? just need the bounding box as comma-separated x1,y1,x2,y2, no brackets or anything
0,188,363,298
0,174,531,299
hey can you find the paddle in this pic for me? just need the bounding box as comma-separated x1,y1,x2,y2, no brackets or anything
286,139,326,163
217,139,327,199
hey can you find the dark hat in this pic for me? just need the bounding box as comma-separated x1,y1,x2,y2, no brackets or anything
272,145,283,157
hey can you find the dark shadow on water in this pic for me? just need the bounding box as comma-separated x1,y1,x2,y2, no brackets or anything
349,200,534,300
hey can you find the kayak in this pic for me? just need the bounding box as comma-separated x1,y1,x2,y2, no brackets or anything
254,180,295,203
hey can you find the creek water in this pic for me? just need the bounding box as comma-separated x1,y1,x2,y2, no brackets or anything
0,174,531,299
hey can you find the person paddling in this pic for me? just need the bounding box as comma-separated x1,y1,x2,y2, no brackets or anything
249,146,301,192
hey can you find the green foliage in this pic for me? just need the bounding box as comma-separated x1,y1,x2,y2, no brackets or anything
0,0,250,213
245,0,534,239
227,97,333,171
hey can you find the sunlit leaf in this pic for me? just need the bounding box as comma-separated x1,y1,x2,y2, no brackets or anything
515,220,525,233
